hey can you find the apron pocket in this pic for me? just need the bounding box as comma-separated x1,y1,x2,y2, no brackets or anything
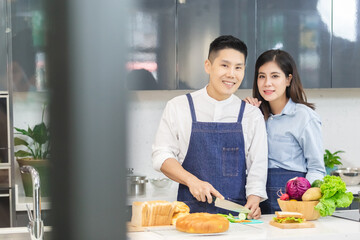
222,147,239,176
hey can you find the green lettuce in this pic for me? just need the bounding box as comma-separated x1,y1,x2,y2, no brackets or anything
273,216,304,223
314,176,354,217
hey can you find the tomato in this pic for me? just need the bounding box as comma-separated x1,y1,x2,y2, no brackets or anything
280,193,289,201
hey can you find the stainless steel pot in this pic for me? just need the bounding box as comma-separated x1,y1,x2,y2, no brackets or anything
127,175,148,196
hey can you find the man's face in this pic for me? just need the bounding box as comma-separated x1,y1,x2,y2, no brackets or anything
205,48,245,101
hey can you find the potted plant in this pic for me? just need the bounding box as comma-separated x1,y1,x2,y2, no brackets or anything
14,106,50,197
324,149,344,175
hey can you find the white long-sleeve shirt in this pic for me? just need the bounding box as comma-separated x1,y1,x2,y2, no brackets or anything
152,87,268,201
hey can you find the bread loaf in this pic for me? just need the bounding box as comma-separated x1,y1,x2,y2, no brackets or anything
171,201,190,225
176,212,229,234
131,200,176,226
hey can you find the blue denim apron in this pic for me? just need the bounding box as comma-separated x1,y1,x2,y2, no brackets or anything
260,168,306,214
177,93,247,214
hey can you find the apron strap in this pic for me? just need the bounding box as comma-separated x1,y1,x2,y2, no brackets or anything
186,93,197,122
237,101,246,122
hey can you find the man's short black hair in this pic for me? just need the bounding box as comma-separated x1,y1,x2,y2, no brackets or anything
208,35,248,63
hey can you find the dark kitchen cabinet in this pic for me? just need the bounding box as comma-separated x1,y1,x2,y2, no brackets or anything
128,0,360,90
0,0,15,228
0,0,9,91
126,0,176,90
257,0,332,88
177,0,256,89
332,0,360,88
0,96,9,164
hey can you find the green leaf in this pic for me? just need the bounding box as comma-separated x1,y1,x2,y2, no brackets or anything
14,109,50,161
14,127,30,136
324,149,344,168
334,192,354,208
32,122,49,144
15,150,33,157
315,198,336,217
333,150,345,155
14,137,29,146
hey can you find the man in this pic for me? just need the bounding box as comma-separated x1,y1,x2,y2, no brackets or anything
152,35,268,219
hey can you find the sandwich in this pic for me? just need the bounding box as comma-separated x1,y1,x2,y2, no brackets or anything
273,211,305,224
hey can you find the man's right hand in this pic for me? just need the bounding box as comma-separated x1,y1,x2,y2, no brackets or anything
160,158,224,204
244,97,262,107
187,178,224,204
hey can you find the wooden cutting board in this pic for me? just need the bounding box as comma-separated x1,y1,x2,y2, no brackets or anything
127,222,175,232
269,220,315,229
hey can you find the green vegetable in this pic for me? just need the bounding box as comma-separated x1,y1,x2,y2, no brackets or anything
273,217,304,223
217,213,237,223
314,175,354,217
311,179,323,188
217,213,248,223
238,212,247,220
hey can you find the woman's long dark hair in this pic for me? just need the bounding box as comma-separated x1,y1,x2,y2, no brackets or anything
253,49,314,120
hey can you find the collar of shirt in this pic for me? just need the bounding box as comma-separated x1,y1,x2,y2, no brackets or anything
202,85,235,106
270,98,296,118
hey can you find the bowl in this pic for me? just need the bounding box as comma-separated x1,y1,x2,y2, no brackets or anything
149,178,173,189
331,168,360,186
277,199,320,220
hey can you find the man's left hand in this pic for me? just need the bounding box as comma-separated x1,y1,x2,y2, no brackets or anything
244,195,261,219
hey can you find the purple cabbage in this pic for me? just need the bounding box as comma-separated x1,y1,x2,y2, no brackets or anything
285,177,311,200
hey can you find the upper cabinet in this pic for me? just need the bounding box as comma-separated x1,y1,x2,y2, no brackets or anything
177,0,255,89
128,0,360,90
11,0,47,92
332,0,360,88
257,0,332,88
126,0,176,90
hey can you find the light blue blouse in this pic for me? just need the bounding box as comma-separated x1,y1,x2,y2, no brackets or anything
267,98,326,183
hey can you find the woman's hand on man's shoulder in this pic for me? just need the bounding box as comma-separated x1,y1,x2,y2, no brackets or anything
244,97,262,108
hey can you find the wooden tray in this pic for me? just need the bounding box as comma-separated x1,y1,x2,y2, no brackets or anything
269,220,315,229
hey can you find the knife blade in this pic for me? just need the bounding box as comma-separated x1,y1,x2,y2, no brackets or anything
214,197,251,214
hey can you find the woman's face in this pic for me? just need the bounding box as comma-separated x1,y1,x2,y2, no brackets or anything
257,60,291,104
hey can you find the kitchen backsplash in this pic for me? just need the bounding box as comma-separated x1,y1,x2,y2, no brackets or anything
127,88,360,179
12,89,360,180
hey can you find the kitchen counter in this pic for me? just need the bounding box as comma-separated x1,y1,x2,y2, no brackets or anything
0,226,52,239
127,210,360,240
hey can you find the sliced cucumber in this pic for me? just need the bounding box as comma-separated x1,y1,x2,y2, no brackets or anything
238,212,248,220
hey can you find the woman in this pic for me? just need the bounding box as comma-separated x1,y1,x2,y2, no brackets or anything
244,50,326,214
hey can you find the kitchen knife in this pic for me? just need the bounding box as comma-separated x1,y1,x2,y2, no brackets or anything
213,197,251,214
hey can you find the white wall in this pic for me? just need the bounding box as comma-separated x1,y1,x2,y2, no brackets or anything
12,89,360,181
127,88,360,179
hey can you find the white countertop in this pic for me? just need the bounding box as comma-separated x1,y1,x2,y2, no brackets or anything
127,211,360,240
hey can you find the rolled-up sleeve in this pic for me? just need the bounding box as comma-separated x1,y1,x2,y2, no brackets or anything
245,110,268,202
300,119,326,184
152,102,180,172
